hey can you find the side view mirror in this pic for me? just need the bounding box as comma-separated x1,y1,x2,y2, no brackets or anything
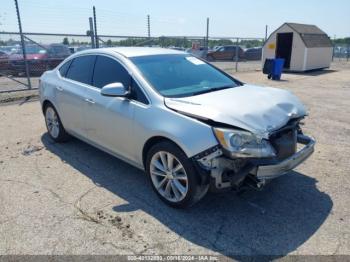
101,82,129,97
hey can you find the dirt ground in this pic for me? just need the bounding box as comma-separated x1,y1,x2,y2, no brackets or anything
0,61,350,258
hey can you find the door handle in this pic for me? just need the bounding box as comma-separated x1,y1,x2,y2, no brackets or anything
85,98,95,104
55,86,63,91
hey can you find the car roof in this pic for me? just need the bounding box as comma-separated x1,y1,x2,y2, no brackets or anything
76,47,186,58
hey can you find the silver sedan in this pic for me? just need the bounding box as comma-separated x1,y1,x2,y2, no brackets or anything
40,47,315,208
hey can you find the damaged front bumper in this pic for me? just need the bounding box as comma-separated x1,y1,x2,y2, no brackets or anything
255,134,315,180
195,134,315,190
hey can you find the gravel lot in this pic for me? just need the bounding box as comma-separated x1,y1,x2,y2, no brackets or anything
0,62,350,258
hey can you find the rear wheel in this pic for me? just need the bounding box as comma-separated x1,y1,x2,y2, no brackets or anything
146,141,209,208
44,104,70,142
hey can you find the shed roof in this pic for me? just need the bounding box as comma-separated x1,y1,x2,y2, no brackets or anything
285,23,333,48
286,23,326,34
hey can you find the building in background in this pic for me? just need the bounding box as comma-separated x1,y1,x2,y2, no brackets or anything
262,23,333,72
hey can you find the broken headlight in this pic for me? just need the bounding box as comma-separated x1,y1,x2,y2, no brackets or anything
213,127,276,158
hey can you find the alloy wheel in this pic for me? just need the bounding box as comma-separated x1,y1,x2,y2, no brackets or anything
150,151,189,202
45,107,60,139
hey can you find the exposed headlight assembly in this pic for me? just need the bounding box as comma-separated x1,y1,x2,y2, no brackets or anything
213,127,276,158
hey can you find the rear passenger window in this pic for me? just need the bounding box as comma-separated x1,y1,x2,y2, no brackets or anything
58,60,71,77
66,55,96,85
92,55,131,89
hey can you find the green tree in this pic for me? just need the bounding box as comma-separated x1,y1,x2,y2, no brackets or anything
62,37,69,45
106,39,112,46
332,37,350,45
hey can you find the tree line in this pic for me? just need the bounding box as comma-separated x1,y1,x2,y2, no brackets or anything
61,37,265,48
1,36,348,48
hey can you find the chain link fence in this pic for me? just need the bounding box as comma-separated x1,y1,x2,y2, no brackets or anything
333,44,350,61
205,37,265,73
0,32,96,92
0,32,267,92
0,1,348,93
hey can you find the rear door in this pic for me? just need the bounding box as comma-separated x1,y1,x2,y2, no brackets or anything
56,55,95,137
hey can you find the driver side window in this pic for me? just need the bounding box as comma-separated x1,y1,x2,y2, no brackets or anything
93,55,149,105
93,55,130,89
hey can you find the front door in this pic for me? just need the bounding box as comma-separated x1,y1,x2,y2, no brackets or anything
83,55,135,160
276,33,293,69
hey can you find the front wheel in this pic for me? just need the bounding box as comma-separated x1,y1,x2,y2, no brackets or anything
146,141,209,208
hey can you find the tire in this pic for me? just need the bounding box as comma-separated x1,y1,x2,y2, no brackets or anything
44,103,70,142
146,141,209,208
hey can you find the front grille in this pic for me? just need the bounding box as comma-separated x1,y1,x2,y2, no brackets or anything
269,126,297,161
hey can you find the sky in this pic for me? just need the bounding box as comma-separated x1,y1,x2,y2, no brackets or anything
0,0,349,39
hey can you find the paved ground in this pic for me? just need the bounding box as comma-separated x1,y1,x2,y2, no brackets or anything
0,75,39,92
0,62,350,258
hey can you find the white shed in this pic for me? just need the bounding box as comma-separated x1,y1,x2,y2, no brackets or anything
262,23,333,72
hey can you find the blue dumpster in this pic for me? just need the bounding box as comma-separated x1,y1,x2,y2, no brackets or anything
263,58,285,80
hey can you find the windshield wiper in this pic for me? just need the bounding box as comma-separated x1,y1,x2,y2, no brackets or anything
190,85,235,96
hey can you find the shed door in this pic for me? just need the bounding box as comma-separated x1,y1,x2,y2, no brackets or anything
276,33,293,69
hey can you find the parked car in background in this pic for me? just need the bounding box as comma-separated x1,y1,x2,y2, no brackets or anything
0,51,10,74
8,44,71,76
212,46,222,51
169,47,185,51
68,46,80,54
186,46,209,59
0,45,20,54
76,46,92,52
334,46,350,58
40,47,315,208
244,47,262,61
206,45,245,61
0,51,9,58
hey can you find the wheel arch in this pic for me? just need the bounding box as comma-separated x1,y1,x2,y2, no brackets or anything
42,99,54,113
142,136,185,169
142,135,212,187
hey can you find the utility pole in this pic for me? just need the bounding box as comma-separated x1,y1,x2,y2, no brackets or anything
206,17,209,48
93,6,99,48
147,15,151,38
265,25,268,41
332,34,336,61
14,0,31,89
88,17,95,48
235,38,239,72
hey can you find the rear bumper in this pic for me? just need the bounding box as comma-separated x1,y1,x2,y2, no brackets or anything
256,134,315,180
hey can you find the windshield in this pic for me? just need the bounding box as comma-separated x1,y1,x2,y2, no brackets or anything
16,45,47,55
130,54,240,97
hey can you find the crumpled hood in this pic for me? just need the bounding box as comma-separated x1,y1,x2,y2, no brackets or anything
164,84,307,138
